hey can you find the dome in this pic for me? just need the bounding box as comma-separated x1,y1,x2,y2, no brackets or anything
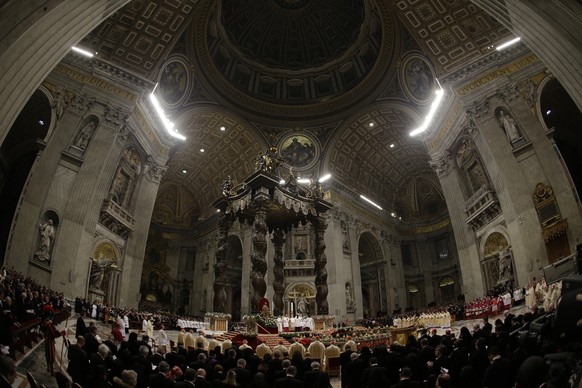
221,0,365,70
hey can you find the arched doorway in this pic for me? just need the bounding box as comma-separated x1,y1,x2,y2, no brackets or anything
481,232,515,292
407,282,421,310
358,232,387,318
439,276,455,305
226,235,243,321
284,283,316,317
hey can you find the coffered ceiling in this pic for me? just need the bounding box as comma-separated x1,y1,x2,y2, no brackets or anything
79,0,512,229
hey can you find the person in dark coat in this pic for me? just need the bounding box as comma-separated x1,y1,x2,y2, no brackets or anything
193,368,213,388
343,352,366,388
231,358,252,388
274,366,304,388
302,361,330,388
68,336,90,387
148,361,174,388
175,367,196,388
361,358,390,388
481,347,513,388
84,324,100,356
389,367,423,388
76,311,87,338
468,337,490,383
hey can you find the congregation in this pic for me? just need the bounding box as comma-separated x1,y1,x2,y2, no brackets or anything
0,264,580,387
61,302,580,388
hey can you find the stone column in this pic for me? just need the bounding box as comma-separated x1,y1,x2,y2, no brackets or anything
250,197,268,312
313,215,329,314
213,213,231,312
430,151,484,300
349,219,363,318
119,157,166,308
240,223,253,314
271,228,286,316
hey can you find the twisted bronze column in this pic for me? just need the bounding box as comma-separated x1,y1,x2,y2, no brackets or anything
250,198,268,312
313,215,329,314
272,228,286,316
213,213,231,312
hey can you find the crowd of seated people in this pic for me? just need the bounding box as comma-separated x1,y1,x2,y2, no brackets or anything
2,262,580,387
65,301,581,388
0,266,68,358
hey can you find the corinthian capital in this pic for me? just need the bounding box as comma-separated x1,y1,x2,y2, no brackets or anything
497,83,520,106
144,156,168,182
429,151,452,177
465,97,491,123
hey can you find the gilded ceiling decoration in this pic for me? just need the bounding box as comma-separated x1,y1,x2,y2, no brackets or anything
393,0,511,74
80,0,196,77
77,0,515,230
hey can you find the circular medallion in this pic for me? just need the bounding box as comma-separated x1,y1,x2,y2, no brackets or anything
400,54,435,104
278,134,319,170
157,57,190,107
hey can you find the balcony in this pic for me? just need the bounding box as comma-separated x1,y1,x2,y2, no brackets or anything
465,185,501,230
284,259,315,277
99,195,135,239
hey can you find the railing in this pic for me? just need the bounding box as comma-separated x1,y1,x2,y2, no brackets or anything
101,197,135,228
10,307,70,357
284,259,315,268
465,185,500,229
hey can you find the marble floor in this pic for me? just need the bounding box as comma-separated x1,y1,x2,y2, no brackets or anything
15,304,529,387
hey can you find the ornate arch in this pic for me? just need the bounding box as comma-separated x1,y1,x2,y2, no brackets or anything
480,228,511,259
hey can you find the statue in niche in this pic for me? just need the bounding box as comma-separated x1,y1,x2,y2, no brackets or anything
341,221,350,251
34,219,55,263
73,119,97,150
90,253,114,291
498,109,521,143
469,163,487,191
111,171,129,204
297,294,309,316
345,283,354,309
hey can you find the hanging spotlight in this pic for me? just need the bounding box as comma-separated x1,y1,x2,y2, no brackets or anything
149,85,186,141
71,46,94,58
410,80,445,137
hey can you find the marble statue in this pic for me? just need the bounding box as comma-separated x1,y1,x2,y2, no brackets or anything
34,219,55,262
90,253,113,291
73,120,96,150
498,110,521,143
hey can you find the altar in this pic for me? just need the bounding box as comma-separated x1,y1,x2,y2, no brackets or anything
211,146,333,316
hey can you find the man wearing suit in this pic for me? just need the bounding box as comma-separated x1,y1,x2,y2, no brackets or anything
303,361,330,388
274,365,305,388
148,361,174,388
166,346,186,370
344,352,366,388
175,367,196,388
389,367,423,388
428,345,450,376
481,347,513,388
194,368,213,388
231,358,252,388
339,344,354,388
